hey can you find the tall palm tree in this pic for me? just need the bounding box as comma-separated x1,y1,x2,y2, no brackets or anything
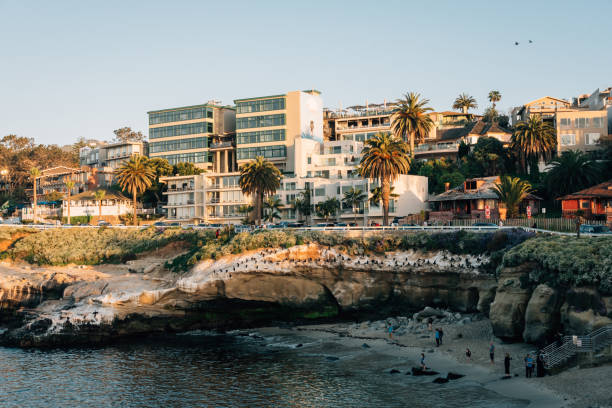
359,132,410,225
94,190,106,221
238,204,254,225
315,197,340,223
452,93,478,114
391,92,434,156
488,90,501,109
511,116,556,173
115,156,155,226
239,156,282,226
545,151,603,198
263,196,283,224
29,167,40,224
64,179,75,225
342,187,366,225
490,176,531,218
369,186,399,207
292,186,312,225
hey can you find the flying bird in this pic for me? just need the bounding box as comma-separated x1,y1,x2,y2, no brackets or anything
529,40,533,43
514,42,519,46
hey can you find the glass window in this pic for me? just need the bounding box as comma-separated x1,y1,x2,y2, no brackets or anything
585,133,600,145
561,134,576,146
236,145,287,160
157,152,211,165
236,98,285,114
150,137,208,153
592,117,604,128
315,188,326,197
236,129,286,144
559,118,572,128
236,114,286,130
150,122,213,139
149,107,213,125
575,118,589,128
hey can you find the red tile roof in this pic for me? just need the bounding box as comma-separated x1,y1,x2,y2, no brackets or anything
558,180,612,200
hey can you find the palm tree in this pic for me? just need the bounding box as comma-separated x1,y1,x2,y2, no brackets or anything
29,167,40,223
511,116,556,173
292,186,312,225
115,156,155,226
391,92,434,156
490,176,531,218
238,204,254,225
359,132,410,225
315,197,340,223
452,93,478,114
369,186,399,207
488,90,501,109
545,151,603,198
263,196,283,224
64,180,75,225
94,190,106,222
239,156,282,226
342,187,366,225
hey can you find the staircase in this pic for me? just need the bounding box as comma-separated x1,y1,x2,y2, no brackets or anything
540,325,612,370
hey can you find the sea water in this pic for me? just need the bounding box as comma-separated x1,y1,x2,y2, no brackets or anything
0,332,528,407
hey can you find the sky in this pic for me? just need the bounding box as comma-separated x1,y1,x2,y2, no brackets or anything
1,0,611,146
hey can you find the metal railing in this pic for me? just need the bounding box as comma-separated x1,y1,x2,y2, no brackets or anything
541,325,612,370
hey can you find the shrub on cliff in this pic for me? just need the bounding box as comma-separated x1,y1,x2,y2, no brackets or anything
502,235,612,294
3,227,210,265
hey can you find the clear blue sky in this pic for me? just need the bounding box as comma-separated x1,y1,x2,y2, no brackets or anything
1,0,611,146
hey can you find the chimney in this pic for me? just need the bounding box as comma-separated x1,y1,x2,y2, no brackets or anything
444,182,450,192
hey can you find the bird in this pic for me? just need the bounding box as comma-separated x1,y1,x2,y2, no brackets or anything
528,40,533,43
514,42,519,46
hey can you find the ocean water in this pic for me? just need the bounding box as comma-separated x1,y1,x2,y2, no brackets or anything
0,332,528,408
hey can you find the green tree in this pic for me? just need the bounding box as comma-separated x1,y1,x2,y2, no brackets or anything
263,196,283,223
238,204,254,225
483,106,498,123
369,186,398,207
458,140,470,159
64,180,75,224
511,116,556,174
113,127,145,143
452,93,478,114
144,157,174,207
490,176,531,218
342,187,366,225
94,190,106,220
359,132,410,225
545,150,603,198
391,92,434,156
470,137,510,176
115,156,155,225
293,185,312,224
488,90,502,109
29,167,40,223
315,197,340,223
239,156,282,226
173,162,204,176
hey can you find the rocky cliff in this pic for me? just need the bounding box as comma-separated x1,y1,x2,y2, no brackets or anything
0,243,496,347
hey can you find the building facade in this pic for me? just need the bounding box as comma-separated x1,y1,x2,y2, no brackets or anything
147,102,235,170
79,140,148,170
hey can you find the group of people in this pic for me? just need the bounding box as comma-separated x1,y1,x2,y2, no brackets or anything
502,350,545,378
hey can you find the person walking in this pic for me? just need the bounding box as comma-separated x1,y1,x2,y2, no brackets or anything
504,353,512,377
489,343,495,364
465,348,471,362
388,324,394,340
536,353,545,377
435,329,440,347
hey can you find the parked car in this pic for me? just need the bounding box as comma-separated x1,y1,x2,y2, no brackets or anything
153,221,166,227
334,222,348,227
579,224,612,234
234,225,250,233
182,224,197,230
97,220,111,227
287,222,304,228
315,223,335,227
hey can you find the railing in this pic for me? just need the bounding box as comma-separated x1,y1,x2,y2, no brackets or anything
166,186,194,192
448,217,607,233
210,142,233,149
540,325,612,370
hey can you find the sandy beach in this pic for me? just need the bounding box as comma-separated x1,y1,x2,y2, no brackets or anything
252,315,612,408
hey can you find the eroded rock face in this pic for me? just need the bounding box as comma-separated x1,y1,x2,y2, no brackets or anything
523,284,561,344
489,264,535,339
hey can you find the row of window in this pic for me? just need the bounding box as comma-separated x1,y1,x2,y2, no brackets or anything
236,129,286,144
560,133,601,146
559,117,606,128
236,98,285,114
314,185,367,197
236,114,285,130
157,152,211,165
236,145,287,160
149,107,213,125
341,131,389,141
150,137,208,153
150,122,213,139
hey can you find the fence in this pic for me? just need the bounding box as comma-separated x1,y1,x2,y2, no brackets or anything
449,217,606,233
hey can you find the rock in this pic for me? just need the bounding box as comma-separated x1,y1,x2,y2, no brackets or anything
523,284,562,344
361,343,370,348
433,377,449,384
411,367,439,376
325,356,339,361
446,372,464,380
415,307,445,321
295,343,303,348
389,369,400,374
560,304,612,334
489,264,535,339
454,313,462,320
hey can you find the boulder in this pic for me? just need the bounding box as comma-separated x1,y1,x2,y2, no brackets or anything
433,377,449,384
523,284,561,344
415,307,445,321
560,303,612,334
489,264,535,339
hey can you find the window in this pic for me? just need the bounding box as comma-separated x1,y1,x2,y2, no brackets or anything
315,188,326,197
559,118,572,128
236,129,286,144
581,201,590,209
286,194,296,204
307,157,311,164
285,182,296,191
221,191,244,202
150,122,213,139
236,114,285,130
560,134,576,146
574,118,590,128
150,137,208,153
585,133,601,145
158,152,211,165
149,106,213,125
222,176,240,187
236,145,287,160
592,117,605,128
236,98,285,114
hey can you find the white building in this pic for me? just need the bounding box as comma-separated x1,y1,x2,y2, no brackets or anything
62,189,133,223
79,140,148,170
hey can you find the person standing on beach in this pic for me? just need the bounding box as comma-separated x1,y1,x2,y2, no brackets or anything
388,324,394,340
504,353,512,377
489,343,495,364
439,328,444,345
420,353,427,370
524,354,534,378
427,318,433,332
435,329,440,347
465,348,471,362
536,353,545,377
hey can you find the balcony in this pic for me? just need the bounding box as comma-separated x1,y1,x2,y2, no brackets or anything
166,200,195,207
210,142,234,149
166,186,195,192
414,142,460,154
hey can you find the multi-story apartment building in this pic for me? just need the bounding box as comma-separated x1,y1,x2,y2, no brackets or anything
147,102,236,170
511,96,571,126
79,140,148,170
234,90,323,174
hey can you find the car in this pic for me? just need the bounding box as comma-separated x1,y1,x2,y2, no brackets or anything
472,222,498,227
334,222,348,227
579,224,612,234
182,224,197,230
287,222,304,228
153,221,166,227
234,225,250,233
97,221,111,227
315,223,335,228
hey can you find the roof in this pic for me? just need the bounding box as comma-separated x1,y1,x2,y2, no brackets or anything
147,103,234,114
67,188,129,202
437,120,511,141
234,94,287,103
524,96,571,107
429,176,542,202
558,180,612,200
41,166,81,176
